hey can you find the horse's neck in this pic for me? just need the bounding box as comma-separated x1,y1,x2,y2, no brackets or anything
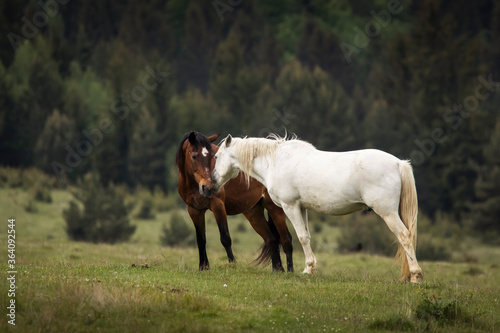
244,155,272,188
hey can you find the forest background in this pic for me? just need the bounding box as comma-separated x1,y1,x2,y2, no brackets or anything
0,0,499,241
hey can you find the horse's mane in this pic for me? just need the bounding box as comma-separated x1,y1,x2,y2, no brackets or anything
175,132,214,168
230,132,308,185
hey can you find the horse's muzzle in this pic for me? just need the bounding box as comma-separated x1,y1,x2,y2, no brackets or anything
200,184,213,197
205,174,220,195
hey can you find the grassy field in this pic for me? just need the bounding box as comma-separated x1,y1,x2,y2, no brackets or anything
1,187,499,332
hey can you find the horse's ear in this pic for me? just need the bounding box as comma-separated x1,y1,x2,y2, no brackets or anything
208,134,220,143
188,132,197,145
225,134,232,147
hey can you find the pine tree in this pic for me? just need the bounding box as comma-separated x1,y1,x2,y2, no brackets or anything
64,175,135,244
271,61,357,151
178,1,220,92
472,118,500,242
33,109,78,175
1,39,63,166
128,107,167,191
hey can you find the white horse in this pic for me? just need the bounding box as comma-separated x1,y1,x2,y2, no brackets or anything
210,134,423,283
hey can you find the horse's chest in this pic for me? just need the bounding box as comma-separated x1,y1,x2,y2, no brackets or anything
187,195,210,211
268,186,298,208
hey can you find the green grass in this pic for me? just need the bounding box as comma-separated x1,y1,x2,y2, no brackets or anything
1,187,499,332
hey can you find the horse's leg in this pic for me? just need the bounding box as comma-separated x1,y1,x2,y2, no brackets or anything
210,200,235,263
379,211,423,283
282,204,316,274
188,206,209,270
263,195,294,272
243,202,283,272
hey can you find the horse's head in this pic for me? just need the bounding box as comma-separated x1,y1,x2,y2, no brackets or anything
211,134,240,193
177,131,219,197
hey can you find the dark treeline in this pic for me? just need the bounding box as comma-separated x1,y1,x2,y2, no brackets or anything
0,0,499,235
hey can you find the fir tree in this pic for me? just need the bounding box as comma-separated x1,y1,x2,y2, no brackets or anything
472,118,500,242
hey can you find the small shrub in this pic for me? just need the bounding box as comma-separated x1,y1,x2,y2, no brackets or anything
63,177,135,244
416,234,452,261
369,315,414,331
151,186,171,212
33,182,52,203
0,167,22,188
158,193,185,212
236,221,247,232
0,167,59,190
463,267,484,276
415,295,473,326
337,212,396,256
312,222,323,233
22,167,57,189
160,211,195,247
25,199,38,213
136,198,155,219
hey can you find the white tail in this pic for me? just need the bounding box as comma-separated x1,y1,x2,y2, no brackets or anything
396,160,419,281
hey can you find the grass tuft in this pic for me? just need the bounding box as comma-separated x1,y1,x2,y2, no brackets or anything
369,315,414,331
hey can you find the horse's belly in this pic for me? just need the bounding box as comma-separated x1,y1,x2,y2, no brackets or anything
302,200,368,215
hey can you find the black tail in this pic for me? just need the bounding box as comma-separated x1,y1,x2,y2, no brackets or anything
252,203,281,267
267,213,282,246
253,243,273,267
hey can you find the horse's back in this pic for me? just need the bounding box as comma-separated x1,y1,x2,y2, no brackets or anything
274,144,403,215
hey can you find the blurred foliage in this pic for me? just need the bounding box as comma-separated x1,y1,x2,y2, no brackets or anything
0,0,499,239
135,198,156,220
63,175,136,244
34,109,78,176
471,118,500,244
415,294,477,327
160,211,196,247
24,199,38,213
0,166,58,189
337,212,397,257
32,182,52,203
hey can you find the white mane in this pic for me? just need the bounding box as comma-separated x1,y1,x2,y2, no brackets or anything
229,133,313,184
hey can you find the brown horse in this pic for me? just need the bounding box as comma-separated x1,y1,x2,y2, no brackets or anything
176,131,293,272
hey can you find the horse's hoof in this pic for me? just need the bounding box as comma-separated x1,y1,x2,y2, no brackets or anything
410,271,424,284
273,266,285,273
302,267,317,274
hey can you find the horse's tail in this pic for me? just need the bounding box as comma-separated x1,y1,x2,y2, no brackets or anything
396,160,419,281
253,211,281,267
267,213,282,247
254,243,273,267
